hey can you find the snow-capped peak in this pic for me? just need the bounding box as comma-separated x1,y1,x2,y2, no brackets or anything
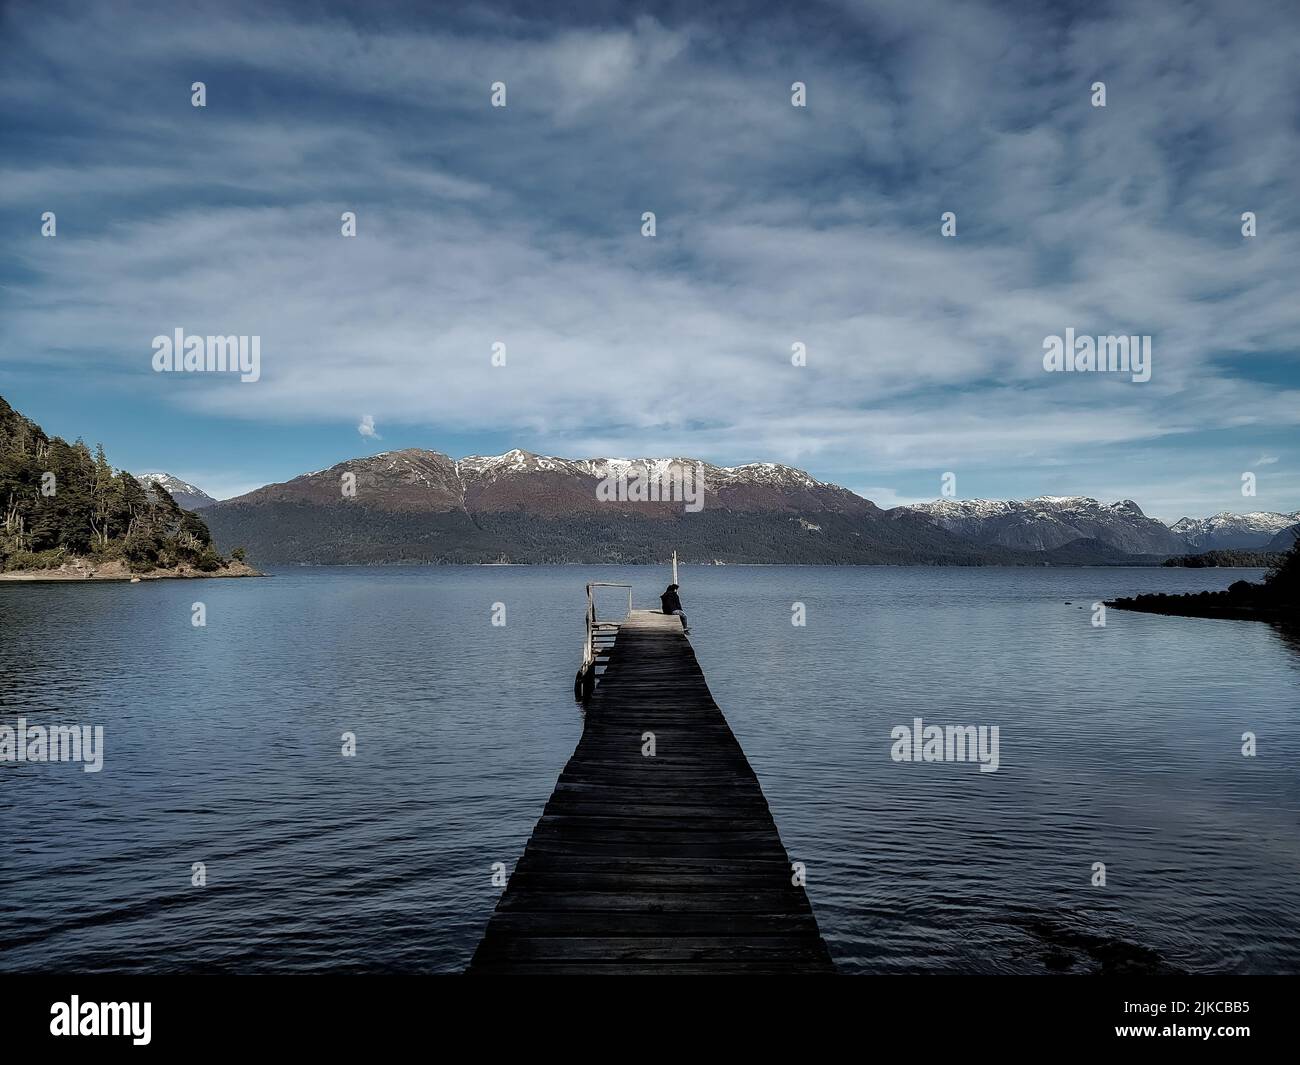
1169,510,1300,549
454,451,827,490
135,472,218,509
139,472,203,495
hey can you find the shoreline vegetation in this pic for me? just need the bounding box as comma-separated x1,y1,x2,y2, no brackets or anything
1160,548,1284,568
1108,540,1299,622
1,396,254,580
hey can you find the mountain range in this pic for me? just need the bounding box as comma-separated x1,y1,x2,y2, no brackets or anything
1268,524,1300,552
197,448,994,565
146,445,1298,566
905,497,1183,554
1170,510,1300,550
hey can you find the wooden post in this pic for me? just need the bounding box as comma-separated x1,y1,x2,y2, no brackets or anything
672,550,678,585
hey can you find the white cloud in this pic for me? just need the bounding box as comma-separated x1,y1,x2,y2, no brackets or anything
1,0,1297,517
849,485,932,510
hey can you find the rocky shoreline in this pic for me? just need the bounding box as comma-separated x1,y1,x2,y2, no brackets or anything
0,559,264,582
1107,588,1292,622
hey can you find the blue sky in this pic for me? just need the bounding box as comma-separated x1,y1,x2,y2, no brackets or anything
1,0,1297,521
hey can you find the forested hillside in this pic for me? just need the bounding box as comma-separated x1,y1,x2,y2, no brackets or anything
0,395,237,573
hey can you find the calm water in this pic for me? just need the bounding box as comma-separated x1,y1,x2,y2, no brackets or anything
1,565,1297,974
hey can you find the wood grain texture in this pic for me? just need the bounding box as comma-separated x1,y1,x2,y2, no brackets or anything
468,610,835,975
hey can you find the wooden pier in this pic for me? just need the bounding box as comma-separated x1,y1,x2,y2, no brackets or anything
468,608,835,975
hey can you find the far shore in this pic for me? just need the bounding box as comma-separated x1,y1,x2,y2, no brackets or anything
0,559,264,582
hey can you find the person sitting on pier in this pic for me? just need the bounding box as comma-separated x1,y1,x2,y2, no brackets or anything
660,583,689,634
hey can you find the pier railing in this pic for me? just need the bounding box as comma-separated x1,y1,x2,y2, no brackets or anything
575,581,632,700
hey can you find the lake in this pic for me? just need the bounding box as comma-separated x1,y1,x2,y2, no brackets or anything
1,565,1297,973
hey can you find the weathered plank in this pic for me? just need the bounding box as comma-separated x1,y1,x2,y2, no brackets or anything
467,609,835,974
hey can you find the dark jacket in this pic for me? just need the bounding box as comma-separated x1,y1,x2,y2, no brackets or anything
660,589,683,614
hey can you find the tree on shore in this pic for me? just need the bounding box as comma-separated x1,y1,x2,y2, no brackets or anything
1265,539,1299,602
0,393,236,572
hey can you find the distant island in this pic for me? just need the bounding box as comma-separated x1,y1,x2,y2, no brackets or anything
1109,541,1299,623
0,397,257,580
